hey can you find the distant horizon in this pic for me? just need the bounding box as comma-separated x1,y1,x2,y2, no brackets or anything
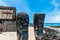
29,23,60,24
29,23,60,27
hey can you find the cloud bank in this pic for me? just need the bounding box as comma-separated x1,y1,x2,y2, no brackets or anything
45,0,60,23
0,0,9,6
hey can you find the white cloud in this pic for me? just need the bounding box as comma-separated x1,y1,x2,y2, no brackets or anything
11,0,32,13
0,0,9,6
49,14,60,23
45,0,60,23
51,0,59,10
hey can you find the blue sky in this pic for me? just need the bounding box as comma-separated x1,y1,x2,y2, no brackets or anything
0,0,60,23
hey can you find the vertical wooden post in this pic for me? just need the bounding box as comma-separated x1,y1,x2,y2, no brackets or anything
34,14,45,40
16,12,29,40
